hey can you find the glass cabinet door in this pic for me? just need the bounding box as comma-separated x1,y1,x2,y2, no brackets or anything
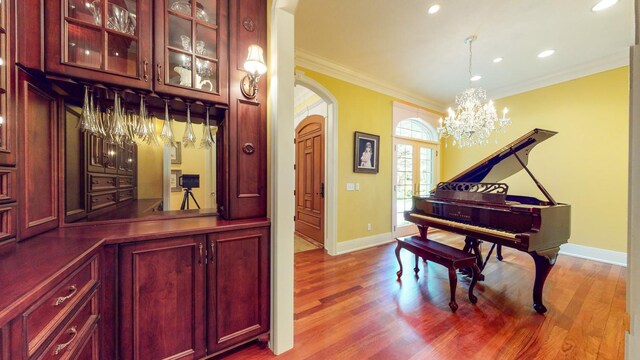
47,0,152,90
156,0,228,103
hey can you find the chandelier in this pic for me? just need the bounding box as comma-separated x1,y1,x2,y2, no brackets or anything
437,36,511,148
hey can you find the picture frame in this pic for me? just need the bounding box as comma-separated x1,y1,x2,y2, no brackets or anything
170,170,182,192
170,142,182,164
354,131,380,174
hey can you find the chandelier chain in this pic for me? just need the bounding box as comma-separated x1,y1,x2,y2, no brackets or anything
468,39,473,86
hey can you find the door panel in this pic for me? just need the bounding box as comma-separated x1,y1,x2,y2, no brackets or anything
394,139,438,237
119,236,206,360
295,115,324,245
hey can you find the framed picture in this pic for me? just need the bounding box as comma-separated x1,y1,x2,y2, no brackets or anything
354,131,380,174
170,170,182,192
170,142,182,164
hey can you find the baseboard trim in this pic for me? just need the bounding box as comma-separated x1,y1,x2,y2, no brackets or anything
335,232,394,255
559,243,627,267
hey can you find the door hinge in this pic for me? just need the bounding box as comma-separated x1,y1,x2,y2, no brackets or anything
293,216,296,221
293,190,296,196
294,164,296,170
393,225,397,231
436,150,439,156
294,138,296,144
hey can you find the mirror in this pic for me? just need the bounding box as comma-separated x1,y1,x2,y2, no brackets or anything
64,103,218,223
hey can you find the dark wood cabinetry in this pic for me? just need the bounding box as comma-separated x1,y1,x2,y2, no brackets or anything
17,69,58,240
0,0,16,166
118,235,206,360
45,0,153,90
154,0,229,103
207,227,270,352
117,227,269,358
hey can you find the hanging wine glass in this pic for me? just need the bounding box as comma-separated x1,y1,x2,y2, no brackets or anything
78,85,92,132
199,105,215,149
160,99,175,147
182,102,197,148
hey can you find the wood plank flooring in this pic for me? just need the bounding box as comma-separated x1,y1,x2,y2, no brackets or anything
219,231,627,360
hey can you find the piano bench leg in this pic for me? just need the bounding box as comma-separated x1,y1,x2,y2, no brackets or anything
468,263,480,304
448,267,459,312
395,242,403,278
414,254,420,276
497,245,504,261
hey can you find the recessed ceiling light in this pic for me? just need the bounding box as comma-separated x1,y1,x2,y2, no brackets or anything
537,49,555,58
493,57,503,63
427,4,440,14
470,75,482,82
592,0,618,11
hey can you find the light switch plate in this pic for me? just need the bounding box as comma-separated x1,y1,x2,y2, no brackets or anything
346,183,355,191
355,183,360,191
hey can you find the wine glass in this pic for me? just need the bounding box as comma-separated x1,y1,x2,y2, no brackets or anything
199,105,215,149
160,99,175,147
182,103,196,148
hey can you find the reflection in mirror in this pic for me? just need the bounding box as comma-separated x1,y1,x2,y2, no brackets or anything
64,103,218,223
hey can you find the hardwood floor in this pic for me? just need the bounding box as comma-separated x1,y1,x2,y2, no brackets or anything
219,231,627,359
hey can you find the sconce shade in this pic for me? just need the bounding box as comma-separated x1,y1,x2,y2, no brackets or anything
244,45,267,76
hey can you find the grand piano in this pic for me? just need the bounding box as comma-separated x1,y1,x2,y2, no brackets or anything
404,128,571,314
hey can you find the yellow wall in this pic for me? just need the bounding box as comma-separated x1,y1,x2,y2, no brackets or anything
169,121,213,211
442,67,629,252
137,118,164,199
296,68,395,242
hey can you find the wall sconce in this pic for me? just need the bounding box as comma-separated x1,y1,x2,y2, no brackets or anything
241,45,267,99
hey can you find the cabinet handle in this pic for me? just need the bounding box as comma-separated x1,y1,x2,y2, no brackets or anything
210,242,215,262
53,327,78,355
198,243,204,265
54,285,78,306
143,59,149,82
157,63,162,84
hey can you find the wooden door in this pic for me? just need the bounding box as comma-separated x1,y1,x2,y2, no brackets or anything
44,0,153,90
295,115,325,245
207,227,270,353
119,236,206,360
17,69,58,240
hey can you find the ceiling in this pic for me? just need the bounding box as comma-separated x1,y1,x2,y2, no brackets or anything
294,0,635,109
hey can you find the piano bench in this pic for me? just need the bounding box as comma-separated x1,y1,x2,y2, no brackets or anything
395,235,481,312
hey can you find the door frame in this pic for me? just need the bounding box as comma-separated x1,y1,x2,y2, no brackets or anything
392,135,439,237
294,70,338,256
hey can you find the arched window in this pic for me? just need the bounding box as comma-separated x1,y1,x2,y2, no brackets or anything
395,118,438,142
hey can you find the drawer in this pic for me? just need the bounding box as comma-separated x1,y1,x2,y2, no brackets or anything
88,192,116,212
88,174,116,192
24,257,98,356
37,292,99,360
0,168,17,203
0,204,16,244
118,189,134,202
117,176,134,188
68,322,99,360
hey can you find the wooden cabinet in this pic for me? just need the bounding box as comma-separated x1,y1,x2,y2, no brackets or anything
7,256,100,359
118,235,206,360
207,227,270,352
0,0,16,166
154,0,229,104
45,0,153,90
117,226,269,358
17,69,58,240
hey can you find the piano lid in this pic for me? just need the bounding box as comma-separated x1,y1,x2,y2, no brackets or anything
446,128,557,184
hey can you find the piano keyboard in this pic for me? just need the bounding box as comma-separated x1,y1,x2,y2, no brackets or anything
407,213,519,240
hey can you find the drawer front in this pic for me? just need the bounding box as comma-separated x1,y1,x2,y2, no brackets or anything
88,174,116,192
37,293,98,360
0,168,17,203
117,176,133,188
69,323,99,360
25,257,98,355
0,204,17,244
88,192,116,212
117,189,133,202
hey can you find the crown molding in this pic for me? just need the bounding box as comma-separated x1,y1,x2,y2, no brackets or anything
295,49,446,112
488,51,630,100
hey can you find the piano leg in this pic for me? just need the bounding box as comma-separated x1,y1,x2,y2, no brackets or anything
395,242,403,278
418,225,428,239
528,248,559,314
414,254,420,276
448,267,459,312
497,245,504,261
462,237,485,281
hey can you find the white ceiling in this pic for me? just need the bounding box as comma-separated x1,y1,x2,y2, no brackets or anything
294,0,635,109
